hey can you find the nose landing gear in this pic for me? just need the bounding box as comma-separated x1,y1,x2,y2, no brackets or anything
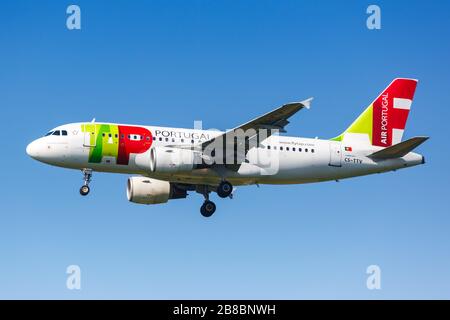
79,168,93,196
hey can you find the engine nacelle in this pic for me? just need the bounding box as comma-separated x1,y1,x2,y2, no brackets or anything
127,177,187,204
135,147,196,173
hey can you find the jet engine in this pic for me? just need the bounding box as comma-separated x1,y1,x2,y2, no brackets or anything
135,147,198,173
127,176,187,204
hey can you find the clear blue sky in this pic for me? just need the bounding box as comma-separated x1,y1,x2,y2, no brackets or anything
1,0,449,299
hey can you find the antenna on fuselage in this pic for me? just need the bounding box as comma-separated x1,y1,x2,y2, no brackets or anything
91,118,96,123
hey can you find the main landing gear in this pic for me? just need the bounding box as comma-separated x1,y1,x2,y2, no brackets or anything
217,180,233,198
197,180,233,217
200,199,216,218
79,168,92,196
198,185,216,217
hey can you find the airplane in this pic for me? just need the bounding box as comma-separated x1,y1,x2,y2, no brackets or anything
26,78,428,217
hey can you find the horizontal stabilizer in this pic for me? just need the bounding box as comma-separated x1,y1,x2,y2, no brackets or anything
368,136,429,160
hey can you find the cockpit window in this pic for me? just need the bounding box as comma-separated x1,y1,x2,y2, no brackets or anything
44,129,67,137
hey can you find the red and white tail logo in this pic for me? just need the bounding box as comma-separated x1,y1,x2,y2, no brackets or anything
372,78,418,147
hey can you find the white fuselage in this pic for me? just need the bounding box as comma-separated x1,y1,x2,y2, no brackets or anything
26,122,424,186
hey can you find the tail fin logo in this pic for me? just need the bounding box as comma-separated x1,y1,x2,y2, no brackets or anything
380,93,389,145
372,78,417,147
332,78,417,147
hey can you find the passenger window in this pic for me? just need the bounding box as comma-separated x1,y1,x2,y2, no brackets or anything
146,136,150,141
159,137,162,141
280,147,283,151
293,147,296,151
181,139,184,143
267,146,271,150
109,133,112,138
311,149,315,153
274,146,277,150
102,133,105,137
165,138,169,142
52,130,60,136
305,148,308,152
115,134,118,138
286,147,289,151
299,148,302,152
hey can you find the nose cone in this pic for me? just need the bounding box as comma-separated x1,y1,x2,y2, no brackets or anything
26,137,68,165
26,140,40,159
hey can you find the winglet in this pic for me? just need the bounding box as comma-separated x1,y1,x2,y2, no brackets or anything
368,136,429,160
300,97,313,109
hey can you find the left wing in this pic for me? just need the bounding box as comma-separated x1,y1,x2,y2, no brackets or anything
198,98,313,167
201,98,313,150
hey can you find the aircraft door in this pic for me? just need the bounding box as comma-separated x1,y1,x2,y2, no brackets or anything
329,141,342,167
83,125,96,147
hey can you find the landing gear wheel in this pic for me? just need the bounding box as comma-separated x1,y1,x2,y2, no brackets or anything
217,181,233,198
79,185,90,196
200,200,216,217
80,168,93,196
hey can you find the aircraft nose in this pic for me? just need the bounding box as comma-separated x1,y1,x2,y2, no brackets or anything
26,140,39,159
